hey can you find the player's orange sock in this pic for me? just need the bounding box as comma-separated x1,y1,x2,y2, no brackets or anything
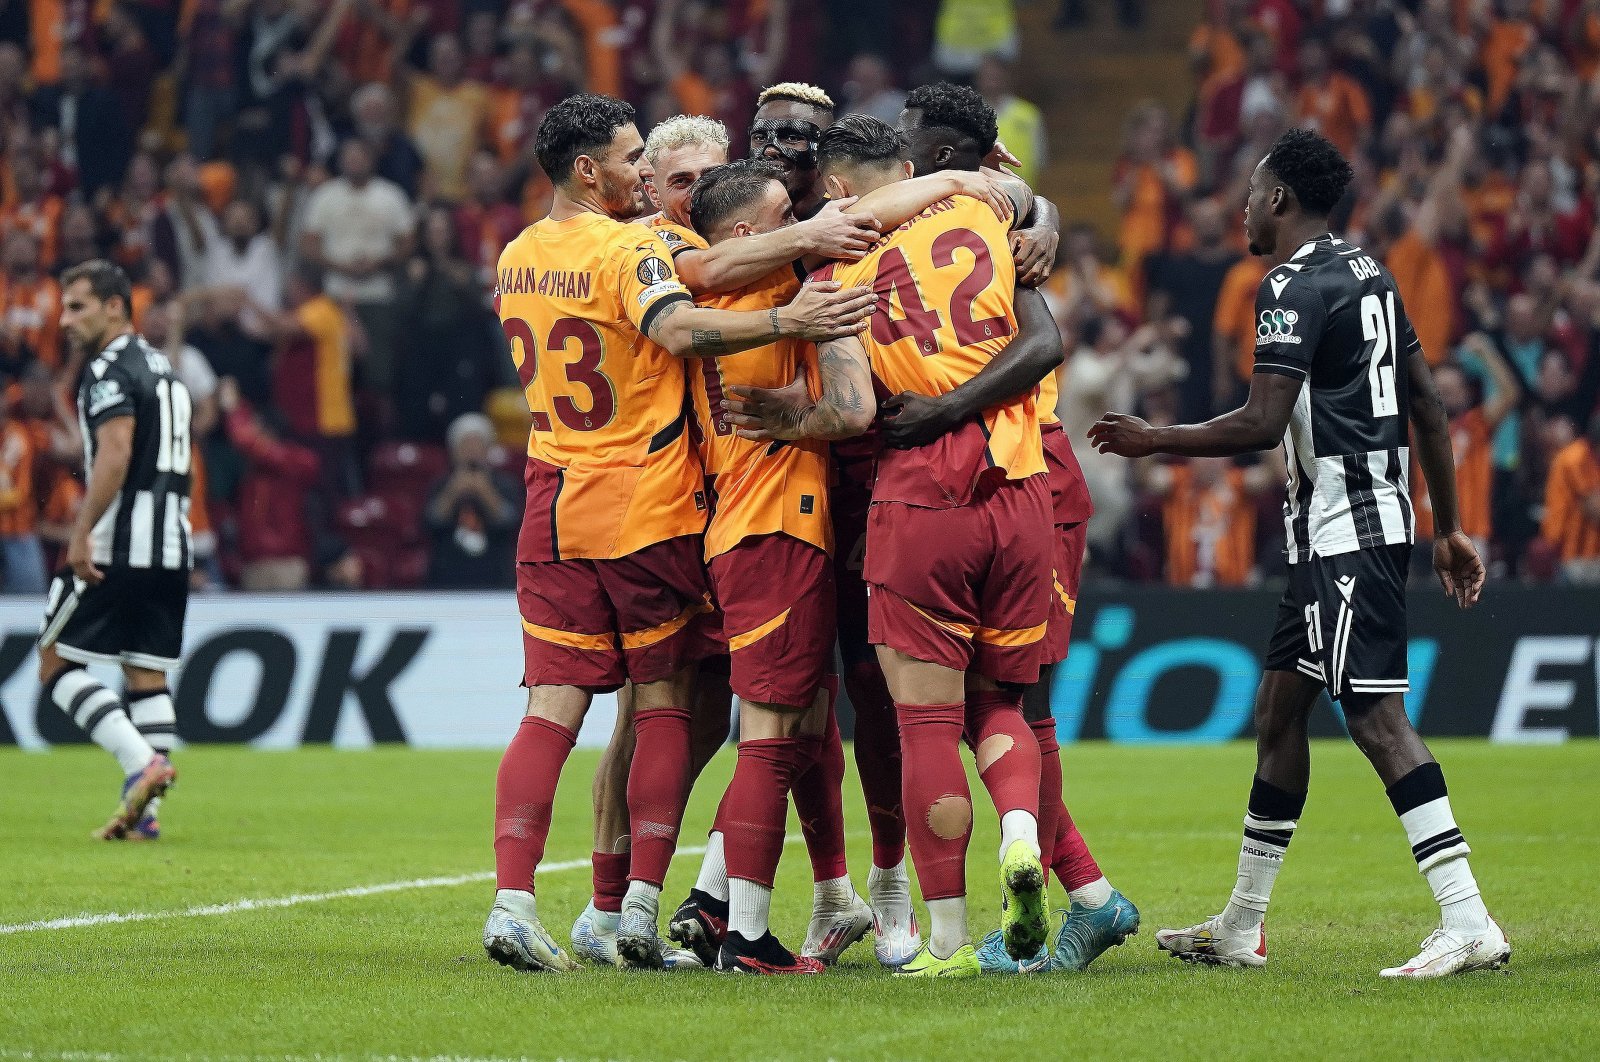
848,661,905,869
792,677,849,881
1030,717,1064,866
591,851,629,913
627,706,693,887
493,716,577,892
967,690,1041,821
897,701,971,900
722,737,806,888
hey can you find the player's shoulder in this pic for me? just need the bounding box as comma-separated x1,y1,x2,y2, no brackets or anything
649,217,709,256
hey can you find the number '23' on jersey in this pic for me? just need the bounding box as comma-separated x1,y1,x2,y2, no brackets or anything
78,333,193,571
1252,234,1419,564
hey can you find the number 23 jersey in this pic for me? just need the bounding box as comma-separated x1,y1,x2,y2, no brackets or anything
1253,233,1419,563
496,211,704,562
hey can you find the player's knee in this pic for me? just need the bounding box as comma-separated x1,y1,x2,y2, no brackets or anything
37,649,77,688
1342,692,1410,747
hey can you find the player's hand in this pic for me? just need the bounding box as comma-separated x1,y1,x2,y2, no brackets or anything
1433,530,1485,609
67,533,103,586
984,140,1023,173
779,281,876,341
1011,224,1058,288
1087,411,1158,457
882,392,961,449
723,371,812,442
799,198,881,260
947,171,1014,222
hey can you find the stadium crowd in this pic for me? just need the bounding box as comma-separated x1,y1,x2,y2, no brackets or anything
1,0,1598,593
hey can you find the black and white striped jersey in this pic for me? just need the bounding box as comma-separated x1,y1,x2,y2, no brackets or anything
78,332,193,570
1252,233,1418,564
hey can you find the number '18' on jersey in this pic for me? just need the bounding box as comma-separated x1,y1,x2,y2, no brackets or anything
78,333,193,570
1252,234,1419,563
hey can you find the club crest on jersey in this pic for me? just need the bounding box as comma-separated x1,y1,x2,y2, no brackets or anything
660,229,684,246
87,378,126,416
1257,308,1301,346
637,256,673,285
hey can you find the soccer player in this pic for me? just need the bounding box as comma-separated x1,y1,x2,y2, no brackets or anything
726,116,1061,978
1089,128,1509,978
483,93,875,974
892,82,1141,974
40,260,191,841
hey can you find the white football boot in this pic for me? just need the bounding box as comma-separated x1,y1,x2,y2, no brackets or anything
801,889,874,965
484,890,577,972
616,891,667,969
1380,921,1510,979
1155,914,1268,968
867,862,922,968
570,900,619,966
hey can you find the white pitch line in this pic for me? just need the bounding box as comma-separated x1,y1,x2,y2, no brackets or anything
0,845,715,936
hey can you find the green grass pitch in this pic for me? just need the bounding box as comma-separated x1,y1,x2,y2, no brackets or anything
3,740,1596,1062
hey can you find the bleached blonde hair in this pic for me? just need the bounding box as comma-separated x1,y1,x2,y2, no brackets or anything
757,82,835,110
644,115,731,169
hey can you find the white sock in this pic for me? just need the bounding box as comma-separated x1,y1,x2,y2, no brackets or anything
729,878,773,939
53,670,155,776
998,809,1040,860
127,689,176,753
1430,857,1491,932
1067,876,1114,909
694,831,729,902
623,880,661,912
867,860,910,914
926,896,968,958
494,888,537,920
813,874,854,911
1222,812,1298,932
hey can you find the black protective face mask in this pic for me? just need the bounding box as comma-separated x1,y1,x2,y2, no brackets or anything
749,118,821,169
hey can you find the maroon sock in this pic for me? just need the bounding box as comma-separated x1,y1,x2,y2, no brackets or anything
591,851,629,913
967,690,1041,819
847,660,905,869
627,706,693,887
721,737,806,887
897,701,970,901
1030,717,1063,866
1053,807,1104,892
493,716,576,893
791,677,850,881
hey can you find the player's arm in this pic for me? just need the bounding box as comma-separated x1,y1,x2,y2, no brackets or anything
1091,271,1320,458
1408,343,1485,609
839,170,1024,233
645,282,875,357
1011,194,1059,288
67,415,133,585
881,286,1064,449
720,334,876,442
673,204,880,294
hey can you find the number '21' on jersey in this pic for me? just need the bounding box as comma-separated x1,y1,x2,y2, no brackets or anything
1252,234,1419,563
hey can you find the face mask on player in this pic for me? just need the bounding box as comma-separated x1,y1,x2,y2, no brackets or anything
749,118,821,169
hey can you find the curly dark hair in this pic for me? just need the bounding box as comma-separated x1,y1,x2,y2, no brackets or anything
817,114,904,169
689,158,786,236
1263,128,1354,216
534,93,637,184
903,82,998,154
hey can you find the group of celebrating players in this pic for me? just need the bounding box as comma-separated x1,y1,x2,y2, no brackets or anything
38,71,1511,982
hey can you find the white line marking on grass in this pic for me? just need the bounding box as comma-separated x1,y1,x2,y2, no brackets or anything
0,844,724,936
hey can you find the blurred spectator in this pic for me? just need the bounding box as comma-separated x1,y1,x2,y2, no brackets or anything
0,231,62,372
842,53,906,127
30,44,134,196
1292,35,1370,159
181,0,248,161
1540,412,1600,582
976,55,1044,187
300,138,413,402
1042,222,1136,333
350,81,425,199
1112,101,1196,271
101,5,161,134
1144,197,1239,420
0,393,44,592
1,149,64,270
218,375,321,590
150,153,222,292
399,33,491,203
454,152,525,289
261,265,361,496
425,413,518,589
1149,457,1269,588
1210,253,1269,406
1415,341,1521,558
934,0,1017,78
204,199,284,313
1055,0,1142,31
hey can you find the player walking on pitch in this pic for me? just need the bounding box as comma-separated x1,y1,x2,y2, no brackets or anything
1089,129,1509,978
40,260,193,840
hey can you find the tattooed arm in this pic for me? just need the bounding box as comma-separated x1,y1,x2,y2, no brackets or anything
722,335,876,442
646,282,877,357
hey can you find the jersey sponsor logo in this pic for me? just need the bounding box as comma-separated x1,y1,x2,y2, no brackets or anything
87,378,126,416
1257,308,1301,346
637,280,683,306
637,256,673,285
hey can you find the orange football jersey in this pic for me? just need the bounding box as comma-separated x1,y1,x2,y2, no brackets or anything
496,211,703,561
814,194,1044,508
649,216,710,259
690,264,832,560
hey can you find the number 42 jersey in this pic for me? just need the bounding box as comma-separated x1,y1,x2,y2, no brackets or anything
1253,233,1420,563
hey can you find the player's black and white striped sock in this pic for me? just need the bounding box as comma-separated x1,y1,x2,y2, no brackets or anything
1387,762,1490,931
1221,775,1306,931
126,688,176,755
48,668,156,777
